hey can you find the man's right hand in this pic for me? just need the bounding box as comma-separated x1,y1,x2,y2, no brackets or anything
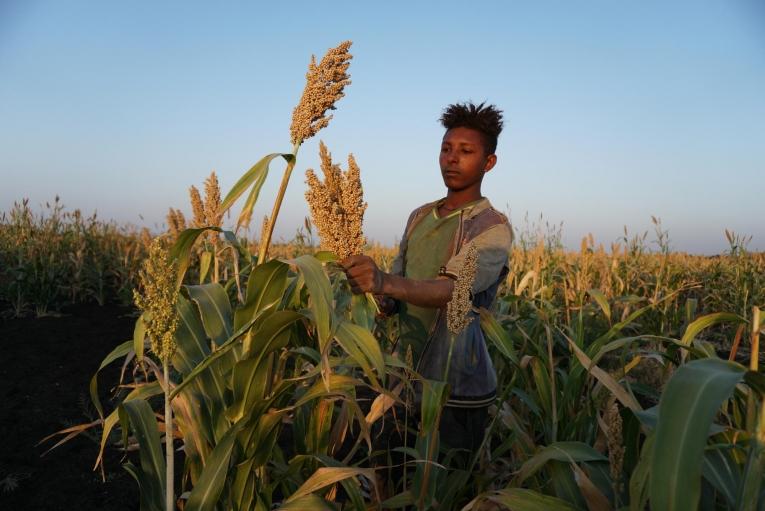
340,255,385,295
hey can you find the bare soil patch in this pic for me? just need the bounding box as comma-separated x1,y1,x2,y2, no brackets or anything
1,304,139,510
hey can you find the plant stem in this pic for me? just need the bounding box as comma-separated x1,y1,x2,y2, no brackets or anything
257,142,300,265
164,360,174,511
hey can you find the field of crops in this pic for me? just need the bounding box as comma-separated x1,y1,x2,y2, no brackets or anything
3,41,765,511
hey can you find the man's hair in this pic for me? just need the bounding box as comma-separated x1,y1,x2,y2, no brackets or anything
439,101,504,155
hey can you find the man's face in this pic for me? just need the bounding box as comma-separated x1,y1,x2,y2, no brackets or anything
439,127,496,192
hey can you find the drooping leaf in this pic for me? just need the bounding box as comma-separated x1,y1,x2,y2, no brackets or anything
465,488,577,511
517,441,608,484
285,466,374,504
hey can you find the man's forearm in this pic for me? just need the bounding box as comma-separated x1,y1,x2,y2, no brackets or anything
380,273,454,308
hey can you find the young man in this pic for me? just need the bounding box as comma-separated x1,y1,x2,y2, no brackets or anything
341,101,512,454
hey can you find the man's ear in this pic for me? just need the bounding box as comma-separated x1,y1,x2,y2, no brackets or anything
483,154,497,172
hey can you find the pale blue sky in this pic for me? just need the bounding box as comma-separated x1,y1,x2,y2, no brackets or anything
1,0,763,253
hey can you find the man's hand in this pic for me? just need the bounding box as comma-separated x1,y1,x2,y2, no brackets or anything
340,255,384,294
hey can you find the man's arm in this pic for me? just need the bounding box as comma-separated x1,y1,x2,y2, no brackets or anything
341,255,454,308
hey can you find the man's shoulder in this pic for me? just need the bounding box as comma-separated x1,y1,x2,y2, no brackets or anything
466,198,509,224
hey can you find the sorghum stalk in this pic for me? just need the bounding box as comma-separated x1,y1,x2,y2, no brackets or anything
133,239,179,511
258,40,352,264
257,142,300,265
164,360,174,511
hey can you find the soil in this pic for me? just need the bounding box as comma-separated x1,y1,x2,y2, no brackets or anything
1,304,140,510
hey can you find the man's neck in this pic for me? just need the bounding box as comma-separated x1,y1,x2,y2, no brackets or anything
443,188,482,210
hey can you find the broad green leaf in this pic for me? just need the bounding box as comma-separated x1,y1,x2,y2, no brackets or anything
629,434,654,511
335,320,386,386
121,400,166,508
650,358,746,511
701,446,741,509
184,421,241,511
235,259,289,330
183,283,233,346
170,307,274,399
736,441,765,511
96,382,162,470
517,441,607,484
287,255,332,351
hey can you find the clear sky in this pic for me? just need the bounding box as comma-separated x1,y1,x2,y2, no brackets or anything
1,0,763,254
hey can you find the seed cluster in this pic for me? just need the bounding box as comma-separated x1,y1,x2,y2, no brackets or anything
166,208,186,240
305,141,366,260
289,41,353,145
606,401,625,493
189,185,205,228
133,238,179,362
447,243,479,335
203,172,222,246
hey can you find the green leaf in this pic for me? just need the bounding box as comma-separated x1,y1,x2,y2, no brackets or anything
566,334,642,412
183,283,234,346
170,306,276,399
517,441,608,484
133,313,147,362
588,288,611,323
479,307,519,365
121,400,166,508
335,320,386,387
220,153,290,223
170,227,221,290
701,446,741,509
235,259,289,330
286,255,333,351
681,312,747,346
650,358,746,511
90,339,133,419
184,421,242,511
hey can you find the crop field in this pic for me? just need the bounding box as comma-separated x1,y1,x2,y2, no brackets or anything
2,41,764,511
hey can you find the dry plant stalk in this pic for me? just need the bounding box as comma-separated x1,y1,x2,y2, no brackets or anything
305,141,367,260
447,243,479,335
290,41,353,145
